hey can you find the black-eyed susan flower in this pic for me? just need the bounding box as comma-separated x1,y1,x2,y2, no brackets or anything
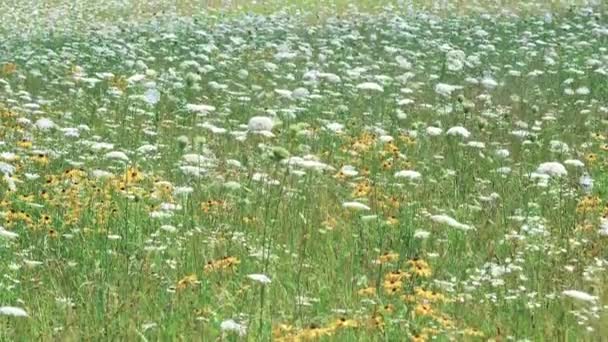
176,274,198,290
408,258,432,278
358,286,376,297
376,251,399,264
204,256,240,273
414,303,433,316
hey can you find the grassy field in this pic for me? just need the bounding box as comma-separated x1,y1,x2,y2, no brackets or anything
1,0,608,341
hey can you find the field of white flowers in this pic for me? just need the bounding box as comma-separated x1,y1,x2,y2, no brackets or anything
1,0,608,340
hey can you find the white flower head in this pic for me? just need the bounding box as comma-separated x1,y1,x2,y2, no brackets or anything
342,201,371,211
247,116,274,133
579,172,594,194
144,88,160,105
435,83,462,97
446,126,470,138
35,118,56,131
357,82,384,92
0,227,18,240
105,151,129,162
562,290,597,303
247,274,272,284
0,306,28,317
220,319,247,336
394,170,422,180
426,126,443,136
186,103,216,115
430,214,473,231
536,162,567,177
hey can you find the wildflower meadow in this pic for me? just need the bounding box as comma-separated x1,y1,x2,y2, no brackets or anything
1,0,608,340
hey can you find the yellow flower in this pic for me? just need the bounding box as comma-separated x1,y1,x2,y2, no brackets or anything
272,324,294,339
414,287,445,302
435,314,456,329
176,274,198,290
125,166,144,184
411,333,428,342
31,153,49,165
383,279,402,295
1,62,16,75
204,256,240,272
357,286,376,297
381,304,395,314
462,328,484,337
384,270,409,283
408,258,432,278
40,214,52,225
17,138,32,149
367,313,384,331
576,196,600,214
297,324,334,339
585,153,598,164
386,215,399,226
376,251,399,264
330,317,359,330
352,180,372,198
384,142,400,154
414,303,433,316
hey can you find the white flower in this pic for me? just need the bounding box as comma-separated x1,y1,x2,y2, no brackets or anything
127,74,146,83
339,165,358,177
446,126,470,138
575,87,590,95
564,159,585,168
247,116,274,132
395,55,412,69
0,152,17,161
495,149,510,158
549,140,569,153
144,88,160,105
481,76,498,90
247,274,272,284
446,49,465,71
536,162,567,177
105,151,129,161
137,144,158,154
0,162,15,175
283,156,334,171
414,229,431,239
292,87,309,99
160,225,177,233
186,103,216,114
174,186,194,196
325,122,344,133
0,306,28,317
599,218,608,236
435,83,462,97
426,126,443,136
91,142,114,151
223,180,242,190
342,201,371,211
220,319,247,336
579,173,594,194
467,141,485,149
562,290,597,303
357,82,384,92
91,169,114,178
394,170,422,180
430,214,473,231
35,118,56,131
0,227,18,240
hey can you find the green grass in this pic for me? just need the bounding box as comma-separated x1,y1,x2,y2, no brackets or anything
1,1,608,341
